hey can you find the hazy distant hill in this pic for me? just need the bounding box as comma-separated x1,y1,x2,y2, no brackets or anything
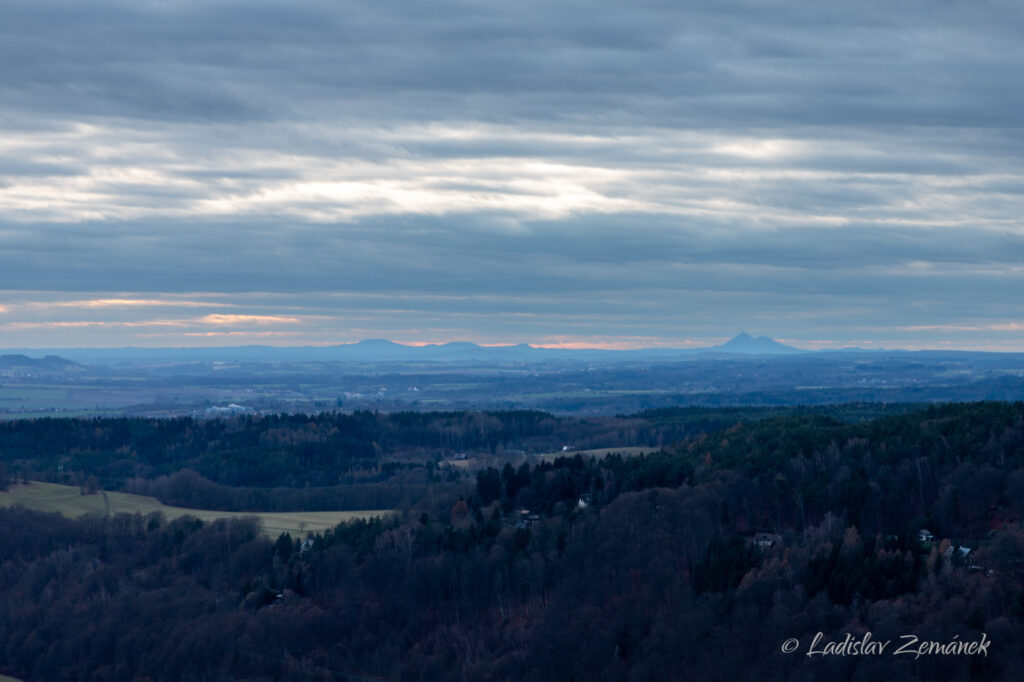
707,332,804,355
0,354,79,370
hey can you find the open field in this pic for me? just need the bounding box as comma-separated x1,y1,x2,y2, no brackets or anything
442,446,657,471
0,481,390,537
540,446,655,459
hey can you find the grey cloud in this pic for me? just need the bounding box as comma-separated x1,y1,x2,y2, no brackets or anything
4,215,1023,299
3,0,1024,347
0,159,85,177
3,0,1022,130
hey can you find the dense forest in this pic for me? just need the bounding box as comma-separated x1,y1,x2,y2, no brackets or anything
1,402,1023,680
0,404,912,510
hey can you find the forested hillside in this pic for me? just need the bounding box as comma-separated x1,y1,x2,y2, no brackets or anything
1,402,1022,680
0,403,913,493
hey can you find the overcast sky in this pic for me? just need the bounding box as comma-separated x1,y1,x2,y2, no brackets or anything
2,0,1023,350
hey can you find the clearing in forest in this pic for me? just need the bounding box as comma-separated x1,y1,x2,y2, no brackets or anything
0,481,391,537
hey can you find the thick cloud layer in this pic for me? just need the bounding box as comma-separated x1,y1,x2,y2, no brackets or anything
1,0,1023,348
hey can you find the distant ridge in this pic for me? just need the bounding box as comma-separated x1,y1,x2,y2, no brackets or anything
708,332,804,355
0,354,80,370
1,334,807,364
0,353,78,367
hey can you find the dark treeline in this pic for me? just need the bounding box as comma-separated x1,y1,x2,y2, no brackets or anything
121,469,440,512
1,401,1023,680
0,404,915,489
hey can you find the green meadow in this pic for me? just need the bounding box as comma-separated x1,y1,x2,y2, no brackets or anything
0,481,391,537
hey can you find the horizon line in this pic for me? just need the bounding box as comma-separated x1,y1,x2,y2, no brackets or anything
4,337,1024,354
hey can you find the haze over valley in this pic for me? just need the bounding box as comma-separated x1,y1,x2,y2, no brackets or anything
3,333,1024,417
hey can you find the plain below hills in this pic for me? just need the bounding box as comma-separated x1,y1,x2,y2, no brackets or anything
3,334,1024,418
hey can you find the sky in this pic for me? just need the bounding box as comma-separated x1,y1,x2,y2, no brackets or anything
2,0,1024,351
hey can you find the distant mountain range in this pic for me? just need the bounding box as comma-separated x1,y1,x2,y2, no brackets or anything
9,334,1005,366
1,333,808,365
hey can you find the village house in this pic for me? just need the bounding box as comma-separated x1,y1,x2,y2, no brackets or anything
751,532,782,549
